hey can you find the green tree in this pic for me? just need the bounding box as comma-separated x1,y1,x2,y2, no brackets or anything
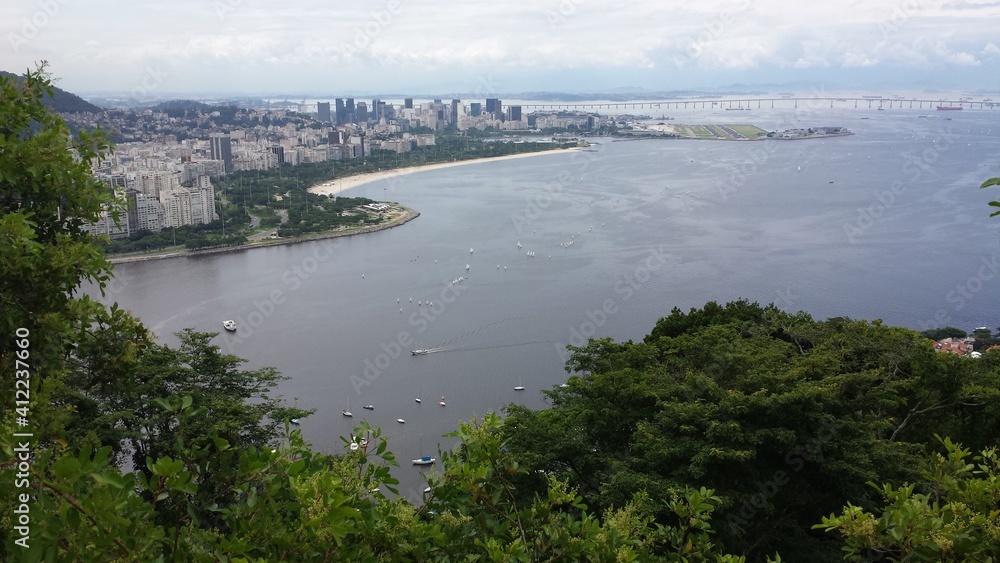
817,437,1000,561
502,301,1000,561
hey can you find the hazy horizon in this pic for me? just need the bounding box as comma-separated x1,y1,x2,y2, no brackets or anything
4,1,1000,99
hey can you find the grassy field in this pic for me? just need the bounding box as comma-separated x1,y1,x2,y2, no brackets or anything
673,124,716,139
726,124,768,138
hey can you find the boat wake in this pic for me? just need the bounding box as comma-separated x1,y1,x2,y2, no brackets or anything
424,339,553,354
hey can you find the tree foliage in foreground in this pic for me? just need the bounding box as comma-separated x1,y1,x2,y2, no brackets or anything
3,68,1000,561
818,437,1000,561
501,301,1000,561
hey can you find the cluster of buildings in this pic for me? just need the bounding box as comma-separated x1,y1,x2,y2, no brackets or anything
77,97,601,239
931,336,1000,358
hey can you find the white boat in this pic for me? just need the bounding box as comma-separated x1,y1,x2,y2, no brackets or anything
222,320,237,331
412,456,436,465
412,349,428,356
342,397,353,418
362,404,374,410
439,395,446,407
290,418,300,424
415,397,422,403
397,418,405,424
514,375,524,391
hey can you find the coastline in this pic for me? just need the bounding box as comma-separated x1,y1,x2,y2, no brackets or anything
107,146,581,265
308,146,583,196
107,208,420,265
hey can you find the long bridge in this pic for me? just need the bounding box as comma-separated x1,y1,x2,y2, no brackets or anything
516,97,996,112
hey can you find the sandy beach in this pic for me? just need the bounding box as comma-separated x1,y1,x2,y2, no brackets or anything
308,146,582,197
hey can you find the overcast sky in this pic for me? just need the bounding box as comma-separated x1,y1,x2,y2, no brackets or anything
4,0,1000,97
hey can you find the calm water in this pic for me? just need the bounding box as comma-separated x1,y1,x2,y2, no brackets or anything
94,107,1000,500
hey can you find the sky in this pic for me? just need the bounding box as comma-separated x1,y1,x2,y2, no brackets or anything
3,0,1000,98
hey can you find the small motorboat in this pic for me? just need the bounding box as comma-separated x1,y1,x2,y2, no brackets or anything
396,418,405,424
412,349,428,356
342,409,353,417
222,320,237,331
415,398,422,403
362,404,374,410
412,456,436,465
290,418,300,424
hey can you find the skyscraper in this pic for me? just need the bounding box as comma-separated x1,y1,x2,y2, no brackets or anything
470,102,482,117
404,98,413,109
450,99,460,126
335,99,346,125
317,102,331,122
508,105,522,122
356,101,368,122
346,98,355,123
209,134,233,174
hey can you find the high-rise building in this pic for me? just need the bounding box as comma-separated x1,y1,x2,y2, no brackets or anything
470,102,482,117
160,182,218,228
269,146,285,164
335,99,346,125
485,98,497,114
346,98,355,123
404,98,413,109
317,102,331,122
495,99,503,121
356,101,368,122
209,134,233,174
126,189,164,233
508,105,522,122
450,99,460,126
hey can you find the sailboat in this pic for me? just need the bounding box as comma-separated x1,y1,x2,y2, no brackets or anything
342,396,353,417
514,375,525,391
413,437,436,465
439,395,446,407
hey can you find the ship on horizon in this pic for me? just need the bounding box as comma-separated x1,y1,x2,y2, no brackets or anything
936,105,963,111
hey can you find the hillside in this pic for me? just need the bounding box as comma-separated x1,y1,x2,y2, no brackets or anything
0,70,102,113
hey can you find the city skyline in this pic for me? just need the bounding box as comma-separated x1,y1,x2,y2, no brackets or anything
4,0,1000,97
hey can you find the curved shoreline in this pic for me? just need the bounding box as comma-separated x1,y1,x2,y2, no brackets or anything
108,146,580,265
308,146,583,196
108,208,420,265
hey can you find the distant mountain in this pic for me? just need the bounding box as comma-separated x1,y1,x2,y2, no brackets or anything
0,70,103,113
150,99,213,113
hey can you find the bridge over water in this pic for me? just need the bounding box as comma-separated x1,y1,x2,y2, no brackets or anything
518,97,997,112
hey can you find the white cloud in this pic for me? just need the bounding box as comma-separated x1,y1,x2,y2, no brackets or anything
5,0,999,93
